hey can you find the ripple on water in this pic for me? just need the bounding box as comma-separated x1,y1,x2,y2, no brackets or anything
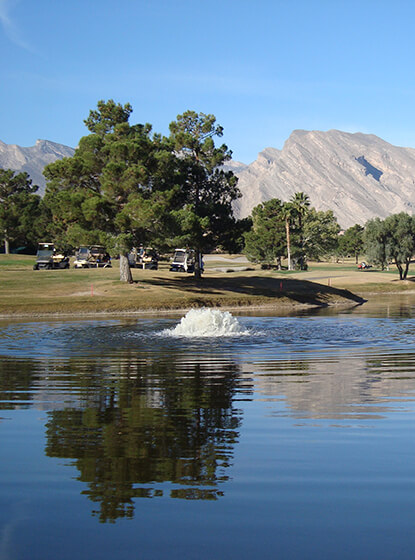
0,311,415,360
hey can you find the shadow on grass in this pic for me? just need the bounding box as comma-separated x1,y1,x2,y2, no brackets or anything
143,275,366,307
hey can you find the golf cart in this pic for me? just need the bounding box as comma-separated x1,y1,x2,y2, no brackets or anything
128,246,158,269
33,243,70,270
170,249,203,273
74,245,111,268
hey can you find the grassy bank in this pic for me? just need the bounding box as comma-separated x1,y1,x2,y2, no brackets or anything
0,254,413,316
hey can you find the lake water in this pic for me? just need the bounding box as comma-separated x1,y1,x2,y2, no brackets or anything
1,298,415,559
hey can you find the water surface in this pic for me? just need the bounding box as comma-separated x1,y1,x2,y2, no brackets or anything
1,298,415,559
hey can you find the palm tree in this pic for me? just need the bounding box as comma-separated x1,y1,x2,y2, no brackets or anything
290,192,311,269
281,202,295,270
290,192,310,230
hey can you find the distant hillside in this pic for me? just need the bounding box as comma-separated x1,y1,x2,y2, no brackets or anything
3,131,415,229
0,139,74,195
229,130,415,228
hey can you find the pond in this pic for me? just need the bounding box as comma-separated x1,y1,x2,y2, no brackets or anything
1,298,415,559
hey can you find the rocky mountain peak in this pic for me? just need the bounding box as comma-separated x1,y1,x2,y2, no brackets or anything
232,129,415,228
0,139,75,195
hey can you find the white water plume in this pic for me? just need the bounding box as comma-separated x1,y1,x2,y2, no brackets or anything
165,308,249,337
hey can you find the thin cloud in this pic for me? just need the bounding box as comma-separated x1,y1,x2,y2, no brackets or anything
0,0,34,52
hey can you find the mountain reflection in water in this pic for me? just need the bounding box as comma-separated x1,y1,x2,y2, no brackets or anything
246,352,415,420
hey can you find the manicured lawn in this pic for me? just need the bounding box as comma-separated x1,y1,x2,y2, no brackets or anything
0,254,413,316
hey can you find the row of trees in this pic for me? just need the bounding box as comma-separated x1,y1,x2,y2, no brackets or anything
0,168,45,254
244,196,415,281
1,99,415,281
244,193,341,270
44,101,242,281
1,101,243,281
365,214,415,280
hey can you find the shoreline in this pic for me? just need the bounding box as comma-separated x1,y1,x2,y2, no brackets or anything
0,297,369,320
4,285,415,319
2,254,415,320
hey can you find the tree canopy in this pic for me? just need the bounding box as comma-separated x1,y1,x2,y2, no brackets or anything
0,169,42,254
243,198,286,268
364,217,389,270
168,111,241,278
302,208,340,261
44,100,180,280
42,102,242,281
337,224,364,263
365,213,415,279
244,194,339,268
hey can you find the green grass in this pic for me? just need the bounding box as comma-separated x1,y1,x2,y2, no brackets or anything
0,254,413,316
0,254,35,268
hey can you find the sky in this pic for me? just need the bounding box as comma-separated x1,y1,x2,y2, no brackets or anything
1,0,415,163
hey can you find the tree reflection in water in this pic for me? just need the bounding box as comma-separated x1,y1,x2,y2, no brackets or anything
43,354,247,522
0,357,36,409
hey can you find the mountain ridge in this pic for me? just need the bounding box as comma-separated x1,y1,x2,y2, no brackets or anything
0,139,75,195
229,129,415,227
2,130,415,228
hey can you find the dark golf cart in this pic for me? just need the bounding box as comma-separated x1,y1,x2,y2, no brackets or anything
33,243,70,270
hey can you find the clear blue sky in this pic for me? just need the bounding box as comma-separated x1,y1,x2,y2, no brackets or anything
1,0,415,163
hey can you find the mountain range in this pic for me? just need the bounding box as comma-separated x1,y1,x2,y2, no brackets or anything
228,129,415,228
2,130,415,228
0,139,74,196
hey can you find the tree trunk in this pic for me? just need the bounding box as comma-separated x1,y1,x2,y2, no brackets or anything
120,253,133,283
4,235,9,255
194,250,202,281
403,260,410,280
396,260,404,280
285,219,291,271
